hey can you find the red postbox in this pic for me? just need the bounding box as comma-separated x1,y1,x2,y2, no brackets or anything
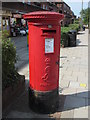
23,11,64,113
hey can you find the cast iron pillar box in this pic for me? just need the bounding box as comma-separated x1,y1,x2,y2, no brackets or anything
23,11,64,113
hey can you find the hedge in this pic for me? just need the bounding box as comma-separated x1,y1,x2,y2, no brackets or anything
2,30,20,90
61,23,80,46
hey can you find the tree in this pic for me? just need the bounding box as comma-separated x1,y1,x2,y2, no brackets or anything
80,8,89,25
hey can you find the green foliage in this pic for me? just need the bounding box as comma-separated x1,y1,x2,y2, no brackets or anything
61,24,79,34
80,8,89,25
61,23,80,46
61,27,70,34
2,30,19,90
61,27,70,46
69,24,79,32
1,30,9,39
74,19,79,24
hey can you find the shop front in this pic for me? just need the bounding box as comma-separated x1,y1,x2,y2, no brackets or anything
1,9,28,37
10,13,27,36
1,10,12,36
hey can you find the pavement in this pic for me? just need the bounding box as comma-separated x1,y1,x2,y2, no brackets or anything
60,29,88,118
3,29,89,119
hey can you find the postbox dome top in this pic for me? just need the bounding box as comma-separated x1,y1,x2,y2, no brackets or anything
23,11,64,24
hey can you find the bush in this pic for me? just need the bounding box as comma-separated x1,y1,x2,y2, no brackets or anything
61,23,79,47
2,31,20,90
61,27,70,46
69,24,79,32
61,27,70,34
74,20,79,24
2,30,9,38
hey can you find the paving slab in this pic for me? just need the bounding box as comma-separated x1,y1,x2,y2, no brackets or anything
69,81,80,88
63,71,73,76
76,89,89,99
59,80,70,88
67,67,80,72
61,88,77,96
72,71,86,77
3,89,51,119
85,99,89,107
60,29,88,118
74,107,88,118
62,75,78,82
60,110,74,118
7,111,50,118
77,76,88,82
63,95,86,111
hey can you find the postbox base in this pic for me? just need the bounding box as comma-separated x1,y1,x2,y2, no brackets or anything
28,87,59,114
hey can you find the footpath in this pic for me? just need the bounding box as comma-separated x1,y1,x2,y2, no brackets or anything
3,29,88,119
59,29,88,118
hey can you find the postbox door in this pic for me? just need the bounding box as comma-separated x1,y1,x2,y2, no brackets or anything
40,26,60,90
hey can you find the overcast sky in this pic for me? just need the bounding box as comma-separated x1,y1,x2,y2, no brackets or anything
64,0,89,17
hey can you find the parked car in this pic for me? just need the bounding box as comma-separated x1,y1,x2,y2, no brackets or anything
20,28,27,36
11,25,28,37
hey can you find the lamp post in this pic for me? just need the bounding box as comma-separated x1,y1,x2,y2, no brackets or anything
88,1,90,35
81,0,83,31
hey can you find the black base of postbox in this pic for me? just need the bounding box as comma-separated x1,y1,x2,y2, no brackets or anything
28,87,59,114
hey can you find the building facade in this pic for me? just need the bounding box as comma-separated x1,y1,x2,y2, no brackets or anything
0,1,76,36
55,1,76,26
1,2,46,36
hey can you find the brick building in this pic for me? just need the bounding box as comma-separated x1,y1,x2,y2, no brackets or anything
1,1,59,36
0,1,47,35
55,0,76,26
0,0,76,36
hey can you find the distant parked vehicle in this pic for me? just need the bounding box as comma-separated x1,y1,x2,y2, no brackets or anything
11,25,28,37
20,28,27,36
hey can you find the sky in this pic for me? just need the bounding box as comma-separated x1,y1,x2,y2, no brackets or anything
64,0,89,17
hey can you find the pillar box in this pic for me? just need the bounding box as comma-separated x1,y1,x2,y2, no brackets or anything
23,11,64,113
